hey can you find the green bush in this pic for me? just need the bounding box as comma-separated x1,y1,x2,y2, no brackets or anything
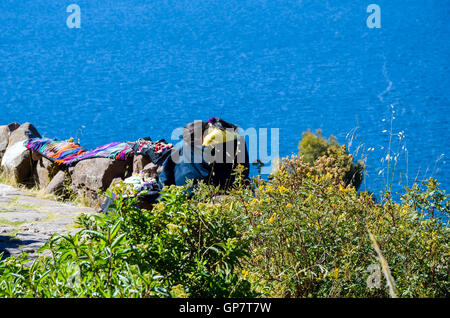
0,182,256,298
0,214,163,297
110,182,256,297
298,129,364,190
233,157,449,297
0,141,448,298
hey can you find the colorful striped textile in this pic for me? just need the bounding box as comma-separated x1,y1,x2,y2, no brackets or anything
72,142,133,164
24,138,133,165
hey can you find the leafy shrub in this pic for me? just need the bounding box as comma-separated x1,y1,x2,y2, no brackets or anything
232,156,449,297
298,129,364,190
0,143,448,298
0,214,163,297
0,182,256,298
109,182,256,297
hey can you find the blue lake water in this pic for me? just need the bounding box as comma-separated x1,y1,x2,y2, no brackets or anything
1,0,449,196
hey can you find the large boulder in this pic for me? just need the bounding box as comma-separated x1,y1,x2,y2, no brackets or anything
1,142,32,184
45,170,66,195
70,157,133,206
33,156,61,189
0,122,21,161
1,123,40,184
7,122,40,147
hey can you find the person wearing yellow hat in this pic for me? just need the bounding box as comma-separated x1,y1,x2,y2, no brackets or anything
158,118,249,192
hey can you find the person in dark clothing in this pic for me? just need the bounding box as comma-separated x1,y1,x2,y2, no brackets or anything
158,118,249,192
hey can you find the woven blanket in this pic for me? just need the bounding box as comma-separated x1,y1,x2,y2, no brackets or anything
24,138,133,165
132,138,173,164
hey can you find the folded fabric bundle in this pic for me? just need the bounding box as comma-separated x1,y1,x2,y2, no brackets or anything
102,171,161,213
24,137,133,165
132,138,173,164
123,172,159,193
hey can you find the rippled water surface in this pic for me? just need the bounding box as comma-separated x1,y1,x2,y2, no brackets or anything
1,0,449,195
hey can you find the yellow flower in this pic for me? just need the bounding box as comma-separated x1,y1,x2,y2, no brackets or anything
278,185,288,194
260,185,275,193
268,213,276,223
286,203,293,209
332,268,339,279
241,269,249,280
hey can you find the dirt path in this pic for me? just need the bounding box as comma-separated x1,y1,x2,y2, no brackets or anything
0,184,95,260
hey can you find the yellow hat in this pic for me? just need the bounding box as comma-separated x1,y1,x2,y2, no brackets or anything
202,127,238,146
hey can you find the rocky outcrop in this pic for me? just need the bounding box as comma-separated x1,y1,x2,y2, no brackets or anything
1,121,160,209
1,122,41,184
1,142,32,183
70,157,133,206
0,122,21,161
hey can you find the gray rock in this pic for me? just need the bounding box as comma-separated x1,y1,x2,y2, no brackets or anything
133,154,151,174
70,157,133,206
0,226,15,234
142,162,163,178
0,211,44,223
34,157,61,189
1,141,33,184
1,123,40,184
0,122,21,161
34,157,52,188
7,122,40,147
110,177,123,185
45,170,66,195
0,126,9,160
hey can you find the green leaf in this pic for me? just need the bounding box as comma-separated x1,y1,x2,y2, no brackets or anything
83,230,108,242
111,233,127,250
